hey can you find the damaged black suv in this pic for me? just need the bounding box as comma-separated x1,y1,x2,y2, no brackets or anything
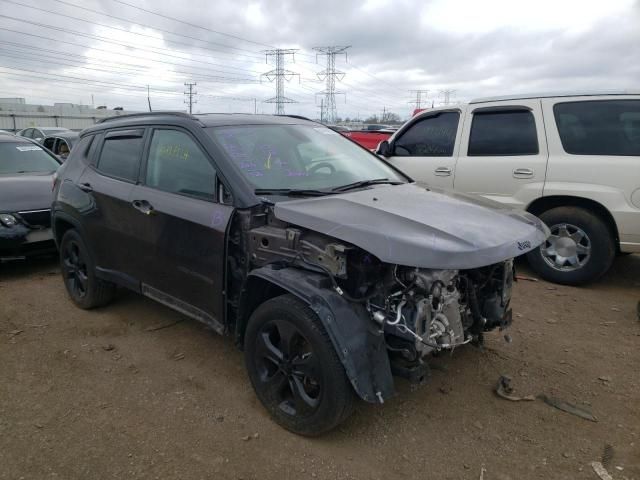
52,112,548,435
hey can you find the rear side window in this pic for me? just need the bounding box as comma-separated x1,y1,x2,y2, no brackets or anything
67,135,93,163
145,129,216,200
554,100,640,156
468,110,538,156
394,112,459,156
97,132,144,182
43,137,55,150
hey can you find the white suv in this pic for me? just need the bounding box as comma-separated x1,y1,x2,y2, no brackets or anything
377,92,640,285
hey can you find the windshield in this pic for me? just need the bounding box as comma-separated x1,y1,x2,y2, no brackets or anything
0,142,60,175
207,124,406,191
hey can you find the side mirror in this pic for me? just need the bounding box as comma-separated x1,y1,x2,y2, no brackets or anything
35,137,43,142
376,140,392,157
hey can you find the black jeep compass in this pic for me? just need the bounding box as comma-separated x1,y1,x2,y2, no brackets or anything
52,112,547,435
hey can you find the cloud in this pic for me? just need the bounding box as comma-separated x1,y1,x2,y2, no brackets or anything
0,0,638,119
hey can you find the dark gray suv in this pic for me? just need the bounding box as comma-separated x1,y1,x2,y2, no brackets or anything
52,112,548,435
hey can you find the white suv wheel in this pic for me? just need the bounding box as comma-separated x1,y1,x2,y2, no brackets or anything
541,223,592,272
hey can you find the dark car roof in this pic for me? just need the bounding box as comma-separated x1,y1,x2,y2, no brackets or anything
0,134,33,143
45,132,80,141
81,112,316,136
196,113,316,127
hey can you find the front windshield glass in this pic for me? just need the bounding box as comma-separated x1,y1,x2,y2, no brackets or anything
0,142,60,175
207,124,406,190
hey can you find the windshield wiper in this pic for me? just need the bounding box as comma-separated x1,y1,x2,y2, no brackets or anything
254,188,335,197
331,178,403,192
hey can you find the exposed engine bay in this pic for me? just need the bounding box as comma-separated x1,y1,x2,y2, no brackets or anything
229,209,515,382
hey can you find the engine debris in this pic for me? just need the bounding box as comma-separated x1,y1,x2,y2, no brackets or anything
494,375,535,401
538,394,598,422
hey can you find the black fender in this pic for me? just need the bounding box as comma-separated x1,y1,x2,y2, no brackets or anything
243,265,395,403
51,210,84,248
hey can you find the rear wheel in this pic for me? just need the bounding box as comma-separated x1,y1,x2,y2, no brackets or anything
60,229,114,309
527,207,615,285
244,294,354,436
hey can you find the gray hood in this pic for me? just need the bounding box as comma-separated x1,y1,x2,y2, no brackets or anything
273,183,549,269
0,173,54,212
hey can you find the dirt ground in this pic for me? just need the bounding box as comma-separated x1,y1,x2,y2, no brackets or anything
0,254,638,480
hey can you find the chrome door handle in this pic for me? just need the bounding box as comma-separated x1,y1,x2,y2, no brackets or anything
513,168,534,179
434,167,452,176
132,199,155,215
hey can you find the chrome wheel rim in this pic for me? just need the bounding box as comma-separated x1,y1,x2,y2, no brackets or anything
541,223,591,271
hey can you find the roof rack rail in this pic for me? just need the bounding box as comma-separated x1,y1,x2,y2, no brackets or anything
276,114,314,122
96,111,197,124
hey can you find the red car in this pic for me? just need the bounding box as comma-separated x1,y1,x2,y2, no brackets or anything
341,129,396,150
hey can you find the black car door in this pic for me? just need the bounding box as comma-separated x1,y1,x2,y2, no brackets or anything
128,127,233,331
76,128,146,279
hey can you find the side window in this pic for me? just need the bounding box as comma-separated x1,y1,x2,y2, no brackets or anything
468,110,538,156
58,140,71,158
33,129,44,141
394,112,459,157
554,100,640,156
145,129,216,201
43,137,55,150
22,128,33,138
96,131,144,182
67,135,93,164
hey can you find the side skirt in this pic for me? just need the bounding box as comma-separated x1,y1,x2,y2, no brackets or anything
141,283,225,335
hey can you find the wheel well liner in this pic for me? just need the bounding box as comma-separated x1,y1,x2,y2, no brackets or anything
238,265,395,403
527,196,619,243
53,215,78,247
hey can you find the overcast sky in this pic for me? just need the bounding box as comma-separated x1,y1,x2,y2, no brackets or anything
0,0,638,120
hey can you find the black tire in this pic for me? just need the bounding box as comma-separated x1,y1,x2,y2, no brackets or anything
244,294,355,436
527,207,615,285
59,229,115,309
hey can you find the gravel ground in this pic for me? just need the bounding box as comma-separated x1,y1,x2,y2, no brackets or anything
1,255,639,480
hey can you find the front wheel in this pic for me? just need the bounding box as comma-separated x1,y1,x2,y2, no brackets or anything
527,207,615,285
244,294,355,436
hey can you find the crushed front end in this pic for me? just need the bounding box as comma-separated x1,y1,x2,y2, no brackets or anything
234,207,520,390
363,260,514,382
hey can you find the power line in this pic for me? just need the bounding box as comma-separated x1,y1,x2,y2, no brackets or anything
0,65,185,94
0,28,260,83
0,0,266,62
313,46,350,124
0,15,263,78
262,49,299,115
109,0,274,49
184,82,197,114
345,60,406,90
0,49,255,85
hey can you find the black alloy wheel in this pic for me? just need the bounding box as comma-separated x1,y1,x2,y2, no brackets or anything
245,294,354,436
254,318,322,417
62,238,89,299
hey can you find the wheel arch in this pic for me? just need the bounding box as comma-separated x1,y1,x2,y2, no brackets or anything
526,195,619,245
237,265,395,403
53,212,81,248
236,275,289,344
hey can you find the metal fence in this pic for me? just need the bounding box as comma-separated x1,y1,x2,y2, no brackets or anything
0,112,129,132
